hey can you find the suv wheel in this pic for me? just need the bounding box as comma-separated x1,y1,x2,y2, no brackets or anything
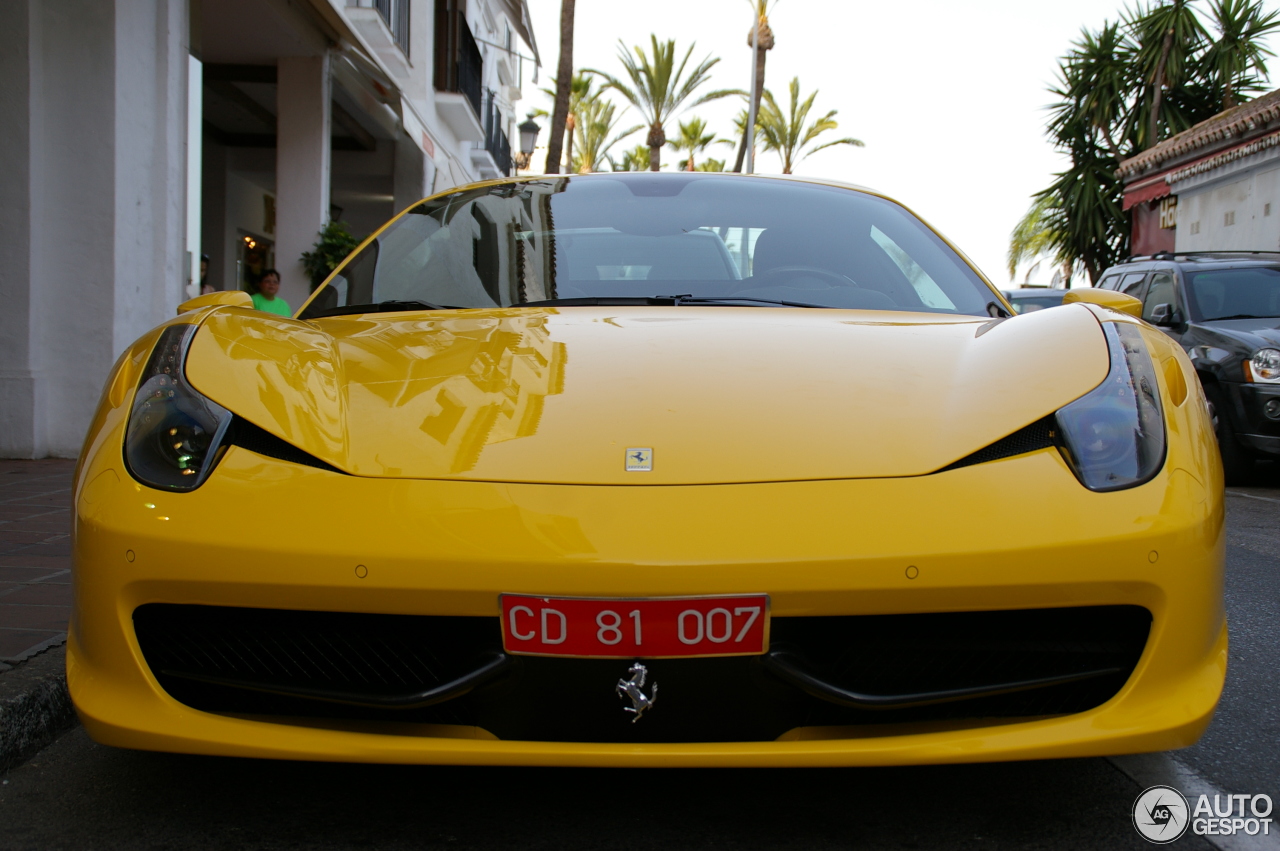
1204,384,1255,484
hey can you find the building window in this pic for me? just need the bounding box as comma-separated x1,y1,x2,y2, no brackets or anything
1190,221,1201,235
1225,210,1236,226
1266,203,1272,217
374,0,410,57
434,0,483,118
482,89,513,176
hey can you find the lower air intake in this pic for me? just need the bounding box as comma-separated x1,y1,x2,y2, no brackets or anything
134,604,1150,743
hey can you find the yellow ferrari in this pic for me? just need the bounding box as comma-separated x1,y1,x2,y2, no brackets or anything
70,174,1225,766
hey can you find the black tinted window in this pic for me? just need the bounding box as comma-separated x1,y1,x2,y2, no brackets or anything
1119,273,1147,298
301,175,997,317
1185,267,1280,320
1142,272,1178,321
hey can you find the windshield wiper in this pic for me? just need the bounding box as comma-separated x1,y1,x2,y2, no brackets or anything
519,297,684,307
518,294,825,309
664,295,824,309
1211,313,1276,321
308,299,456,317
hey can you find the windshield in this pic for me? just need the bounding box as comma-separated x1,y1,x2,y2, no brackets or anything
300,174,997,318
1185,266,1280,320
1006,295,1064,313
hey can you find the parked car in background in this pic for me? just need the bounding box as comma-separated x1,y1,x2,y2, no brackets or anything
1001,287,1068,314
1097,252,1280,482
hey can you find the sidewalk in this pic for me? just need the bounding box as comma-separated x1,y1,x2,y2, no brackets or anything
0,459,75,669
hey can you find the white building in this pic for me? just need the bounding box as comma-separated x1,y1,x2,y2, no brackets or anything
1119,89,1280,256
0,0,540,458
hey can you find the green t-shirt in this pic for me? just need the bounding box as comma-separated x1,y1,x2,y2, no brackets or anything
251,292,292,317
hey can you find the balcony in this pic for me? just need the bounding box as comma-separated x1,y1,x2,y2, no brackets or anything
434,1,485,143
468,92,513,179
345,1,410,80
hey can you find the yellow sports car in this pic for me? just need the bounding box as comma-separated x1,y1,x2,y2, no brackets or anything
70,174,1225,766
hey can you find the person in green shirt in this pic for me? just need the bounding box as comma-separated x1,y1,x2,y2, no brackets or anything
250,269,292,317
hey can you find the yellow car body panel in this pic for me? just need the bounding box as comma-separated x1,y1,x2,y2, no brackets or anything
185,303,1109,484
69,304,1227,765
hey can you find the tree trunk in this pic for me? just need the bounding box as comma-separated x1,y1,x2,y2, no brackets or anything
543,0,575,174
647,124,664,171
565,114,576,172
1147,27,1174,149
1085,258,1101,285
733,46,768,172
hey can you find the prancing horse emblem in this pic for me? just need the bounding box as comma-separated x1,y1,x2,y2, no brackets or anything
616,662,657,722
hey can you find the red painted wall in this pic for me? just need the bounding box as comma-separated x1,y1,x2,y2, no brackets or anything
1131,200,1176,255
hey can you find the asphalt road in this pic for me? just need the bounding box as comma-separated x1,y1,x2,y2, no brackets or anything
2,478,1278,850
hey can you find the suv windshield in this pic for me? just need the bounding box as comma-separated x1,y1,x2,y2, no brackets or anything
1185,266,1280,320
300,174,997,319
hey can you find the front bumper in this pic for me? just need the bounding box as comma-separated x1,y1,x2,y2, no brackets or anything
1224,381,1280,456
70,431,1227,766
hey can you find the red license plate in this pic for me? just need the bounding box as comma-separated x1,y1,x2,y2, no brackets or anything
500,594,770,659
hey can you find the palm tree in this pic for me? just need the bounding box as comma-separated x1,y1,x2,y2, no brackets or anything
536,72,598,172
1048,22,1134,162
544,0,576,173
572,96,643,173
1023,2,1279,284
756,77,863,174
1007,196,1077,284
588,36,741,171
1128,0,1207,148
733,0,777,172
609,144,652,171
669,117,724,171
1202,0,1280,110
695,158,727,172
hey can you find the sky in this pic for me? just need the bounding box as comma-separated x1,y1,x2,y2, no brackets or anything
519,0,1279,286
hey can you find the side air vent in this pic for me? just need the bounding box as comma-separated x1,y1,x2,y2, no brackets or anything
226,417,344,474
940,415,1058,472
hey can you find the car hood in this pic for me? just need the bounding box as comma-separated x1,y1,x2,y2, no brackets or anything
1194,317,1280,351
185,305,1108,485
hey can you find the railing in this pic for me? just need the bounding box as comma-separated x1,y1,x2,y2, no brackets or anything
456,23,483,119
482,90,513,176
373,0,409,56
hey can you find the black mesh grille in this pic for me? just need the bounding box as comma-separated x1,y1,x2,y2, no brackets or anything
941,415,1059,472
133,605,499,701
225,417,342,473
134,604,1150,743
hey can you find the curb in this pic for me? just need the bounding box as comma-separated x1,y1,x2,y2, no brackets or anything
0,645,76,773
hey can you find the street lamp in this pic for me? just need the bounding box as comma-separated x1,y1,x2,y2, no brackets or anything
516,115,541,172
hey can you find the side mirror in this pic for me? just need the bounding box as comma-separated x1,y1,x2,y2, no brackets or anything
177,291,253,315
1062,288,1143,318
1150,303,1173,326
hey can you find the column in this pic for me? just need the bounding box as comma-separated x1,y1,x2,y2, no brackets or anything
0,0,41,456
394,129,433,213
275,55,331,310
0,0,188,458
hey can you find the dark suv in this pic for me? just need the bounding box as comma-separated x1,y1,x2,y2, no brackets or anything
1097,252,1280,482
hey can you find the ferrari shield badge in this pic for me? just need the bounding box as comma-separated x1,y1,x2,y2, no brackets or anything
616,663,657,722
625,448,653,472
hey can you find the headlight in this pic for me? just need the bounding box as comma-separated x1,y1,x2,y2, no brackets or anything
1247,347,1280,382
124,324,231,491
1055,322,1165,492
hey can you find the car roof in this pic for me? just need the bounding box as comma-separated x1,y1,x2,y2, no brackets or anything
1109,253,1280,272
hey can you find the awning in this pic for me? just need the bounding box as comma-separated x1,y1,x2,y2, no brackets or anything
499,0,541,66
1122,177,1171,211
